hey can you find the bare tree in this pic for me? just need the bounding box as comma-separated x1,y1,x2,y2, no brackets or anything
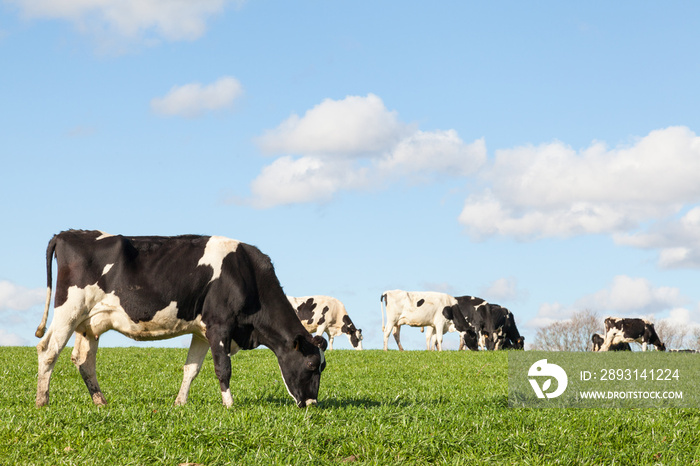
531,309,601,351
653,320,690,350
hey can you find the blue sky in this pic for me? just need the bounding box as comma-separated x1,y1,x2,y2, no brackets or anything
2,1,700,350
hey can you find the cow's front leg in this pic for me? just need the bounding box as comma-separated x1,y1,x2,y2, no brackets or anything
208,332,238,407
424,326,436,351
175,334,210,406
71,332,106,405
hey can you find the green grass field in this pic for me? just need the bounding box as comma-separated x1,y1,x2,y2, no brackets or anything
1,347,699,465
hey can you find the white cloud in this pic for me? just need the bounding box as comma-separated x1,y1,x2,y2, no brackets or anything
479,277,525,303
0,280,45,312
528,275,686,330
0,328,28,346
615,206,700,269
257,94,410,157
7,0,240,47
151,76,243,118
527,302,568,328
576,275,683,314
249,94,486,207
249,156,369,208
459,126,700,241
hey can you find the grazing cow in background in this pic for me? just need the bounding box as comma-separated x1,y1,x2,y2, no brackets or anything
448,296,524,350
600,317,666,351
287,295,363,350
591,333,631,351
440,305,479,350
35,230,327,408
381,290,456,351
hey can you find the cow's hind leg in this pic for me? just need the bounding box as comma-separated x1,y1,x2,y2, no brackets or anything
175,334,210,406
71,332,106,405
36,304,82,406
393,326,404,351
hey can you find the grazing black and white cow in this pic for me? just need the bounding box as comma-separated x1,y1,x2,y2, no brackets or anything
440,305,479,350
591,333,631,351
35,230,327,408
287,295,363,350
380,290,456,351
600,317,666,352
447,296,524,350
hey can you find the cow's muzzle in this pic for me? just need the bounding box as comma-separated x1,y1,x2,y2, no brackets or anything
299,399,317,408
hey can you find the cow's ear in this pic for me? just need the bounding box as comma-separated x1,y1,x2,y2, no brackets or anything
442,305,454,320
312,335,328,351
293,334,305,352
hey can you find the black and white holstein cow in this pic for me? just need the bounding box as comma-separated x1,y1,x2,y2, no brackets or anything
381,290,457,351
35,230,327,408
591,333,631,351
287,295,363,350
445,296,524,350
600,317,666,352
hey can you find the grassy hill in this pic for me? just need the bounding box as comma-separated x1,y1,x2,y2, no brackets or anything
1,347,698,464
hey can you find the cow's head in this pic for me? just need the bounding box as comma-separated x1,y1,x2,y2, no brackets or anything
277,334,327,408
341,315,363,350
512,335,525,350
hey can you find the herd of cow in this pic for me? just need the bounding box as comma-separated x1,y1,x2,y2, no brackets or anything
32,231,682,410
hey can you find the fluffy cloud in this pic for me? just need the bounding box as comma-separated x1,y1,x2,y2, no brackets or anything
0,280,45,312
257,94,410,157
249,156,369,208
576,275,683,314
7,0,239,45
528,275,686,329
151,76,243,118
249,94,486,207
615,206,700,269
0,328,27,346
479,277,525,303
459,126,700,240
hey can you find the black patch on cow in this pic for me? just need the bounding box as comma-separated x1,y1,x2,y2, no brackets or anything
295,298,317,324
340,315,361,348
416,299,425,307
52,231,214,323
317,306,329,326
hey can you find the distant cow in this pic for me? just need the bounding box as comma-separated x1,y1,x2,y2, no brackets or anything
600,317,666,351
591,333,631,351
440,305,479,350
446,296,524,350
35,230,327,408
287,295,363,350
381,290,456,351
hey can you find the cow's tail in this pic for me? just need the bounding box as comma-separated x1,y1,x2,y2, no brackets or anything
35,235,57,338
380,293,387,332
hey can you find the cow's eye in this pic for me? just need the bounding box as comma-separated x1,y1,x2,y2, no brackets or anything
307,361,317,371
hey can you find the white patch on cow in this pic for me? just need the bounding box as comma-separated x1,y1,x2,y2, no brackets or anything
197,236,240,282
101,263,114,276
65,284,207,342
221,388,233,407
96,231,114,240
